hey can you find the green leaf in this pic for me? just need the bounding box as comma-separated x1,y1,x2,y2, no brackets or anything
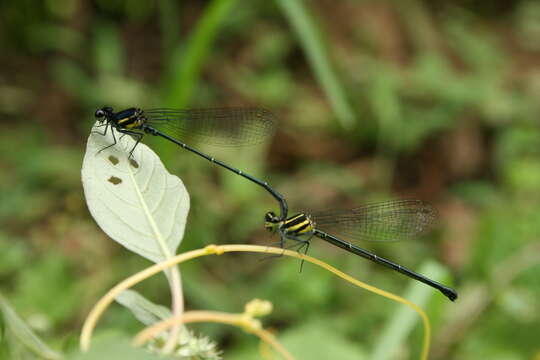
115,290,171,326
0,293,62,360
371,261,450,360
276,0,355,128
81,124,190,263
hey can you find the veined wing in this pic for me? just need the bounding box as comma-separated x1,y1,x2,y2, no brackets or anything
310,200,438,242
143,107,276,147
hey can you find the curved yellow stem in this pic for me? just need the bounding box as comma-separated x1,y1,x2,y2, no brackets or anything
133,310,295,360
80,244,431,359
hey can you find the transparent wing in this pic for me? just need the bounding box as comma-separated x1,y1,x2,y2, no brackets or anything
143,107,276,146
310,200,438,242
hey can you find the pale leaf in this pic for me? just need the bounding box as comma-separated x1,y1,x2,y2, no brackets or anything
81,124,190,263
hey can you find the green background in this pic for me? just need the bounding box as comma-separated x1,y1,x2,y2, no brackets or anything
1,0,540,359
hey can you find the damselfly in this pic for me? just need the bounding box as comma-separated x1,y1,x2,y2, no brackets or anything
93,106,288,220
264,199,458,301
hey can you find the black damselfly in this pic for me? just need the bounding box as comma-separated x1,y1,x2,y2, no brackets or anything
93,106,288,220
264,199,458,301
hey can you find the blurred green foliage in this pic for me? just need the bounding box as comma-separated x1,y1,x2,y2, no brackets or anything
1,0,540,359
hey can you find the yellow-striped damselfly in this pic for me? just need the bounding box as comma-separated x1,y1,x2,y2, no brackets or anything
93,106,288,221
264,199,457,301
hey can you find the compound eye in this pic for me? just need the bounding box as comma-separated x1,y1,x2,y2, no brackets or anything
95,109,105,118
264,212,277,222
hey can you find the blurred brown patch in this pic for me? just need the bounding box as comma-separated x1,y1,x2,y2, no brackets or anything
444,118,486,179
439,199,477,269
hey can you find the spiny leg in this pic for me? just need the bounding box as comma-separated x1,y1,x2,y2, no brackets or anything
92,123,109,136
285,233,313,272
117,129,144,159
298,241,310,272
97,126,118,154
279,231,285,249
259,236,287,263
259,234,303,262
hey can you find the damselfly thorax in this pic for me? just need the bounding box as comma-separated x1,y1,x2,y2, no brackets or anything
281,213,315,236
264,212,315,237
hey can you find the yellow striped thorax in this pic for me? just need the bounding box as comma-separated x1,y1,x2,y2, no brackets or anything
94,106,146,130
282,213,314,235
114,108,145,129
264,211,315,236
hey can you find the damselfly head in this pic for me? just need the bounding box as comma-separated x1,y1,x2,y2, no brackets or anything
94,107,113,123
264,211,280,232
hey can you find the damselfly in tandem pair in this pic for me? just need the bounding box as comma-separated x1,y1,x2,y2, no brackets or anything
264,199,458,301
93,106,288,220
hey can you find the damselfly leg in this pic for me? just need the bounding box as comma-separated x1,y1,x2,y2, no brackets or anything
96,124,117,155
116,129,144,158
284,233,312,272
